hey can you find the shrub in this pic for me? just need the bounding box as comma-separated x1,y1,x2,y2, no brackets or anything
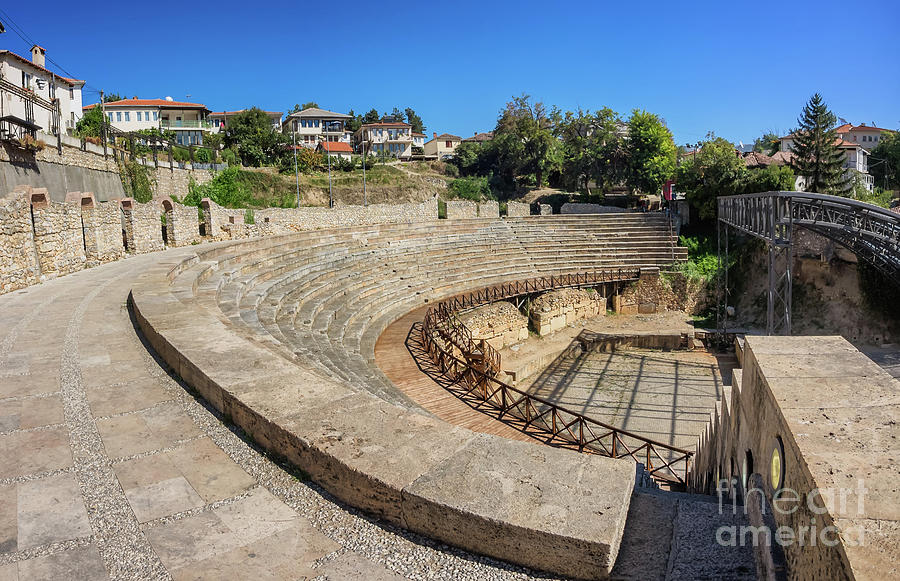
448,176,491,201
119,160,154,203
244,208,255,224
193,147,212,164
182,166,253,208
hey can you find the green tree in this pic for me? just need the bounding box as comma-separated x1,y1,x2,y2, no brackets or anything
625,110,677,195
495,94,554,188
752,131,781,155
346,109,362,133
362,108,380,124
103,93,123,103
870,131,900,190
288,104,301,114
740,164,795,195
404,107,425,133
788,94,849,195
222,107,287,167
555,108,595,192
591,107,627,192
675,135,746,221
74,106,105,138
301,102,319,110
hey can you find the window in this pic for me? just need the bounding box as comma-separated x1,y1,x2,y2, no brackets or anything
137,112,142,122
124,112,130,122
108,113,113,122
446,140,452,148
116,112,122,122
69,88,74,99
314,120,320,128
153,112,158,121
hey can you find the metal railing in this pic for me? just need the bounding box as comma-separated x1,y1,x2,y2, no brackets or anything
419,269,694,484
161,119,213,129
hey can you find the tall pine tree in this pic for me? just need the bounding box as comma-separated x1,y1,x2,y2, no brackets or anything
789,94,849,195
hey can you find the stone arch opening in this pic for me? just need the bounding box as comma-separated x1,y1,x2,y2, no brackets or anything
161,198,174,246
120,198,133,252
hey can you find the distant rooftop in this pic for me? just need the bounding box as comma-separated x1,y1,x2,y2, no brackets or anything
285,107,351,119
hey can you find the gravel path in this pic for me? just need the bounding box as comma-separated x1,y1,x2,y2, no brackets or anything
0,251,555,580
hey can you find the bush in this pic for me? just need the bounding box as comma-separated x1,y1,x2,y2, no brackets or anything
221,148,238,166
193,147,211,163
119,160,154,203
448,176,491,201
244,208,255,224
182,166,253,208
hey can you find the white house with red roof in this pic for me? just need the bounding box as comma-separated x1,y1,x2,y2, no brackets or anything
0,46,85,138
83,97,212,146
316,140,353,161
208,109,282,133
835,122,895,149
354,122,414,158
779,133,875,191
424,132,462,159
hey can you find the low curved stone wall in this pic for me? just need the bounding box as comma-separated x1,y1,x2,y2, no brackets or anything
130,233,639,579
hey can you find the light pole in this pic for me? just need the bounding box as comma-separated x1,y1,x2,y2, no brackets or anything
292,125,300,208
362,141,367,207
325,121,334,208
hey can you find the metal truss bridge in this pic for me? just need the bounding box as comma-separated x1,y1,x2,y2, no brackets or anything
717,191,900,335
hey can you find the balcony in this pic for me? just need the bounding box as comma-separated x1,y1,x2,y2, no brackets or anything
161,119,213,130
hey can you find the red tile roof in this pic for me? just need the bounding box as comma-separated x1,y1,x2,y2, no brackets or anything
209,110,282,116
0,50,85,87
84,98,208,110
318,141,352,153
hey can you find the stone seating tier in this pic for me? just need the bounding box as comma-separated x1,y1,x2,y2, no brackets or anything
130,214,685,579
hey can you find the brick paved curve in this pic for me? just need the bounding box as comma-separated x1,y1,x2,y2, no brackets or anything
0,250,546,581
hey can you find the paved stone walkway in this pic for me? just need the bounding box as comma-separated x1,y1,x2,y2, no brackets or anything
0,252,550,580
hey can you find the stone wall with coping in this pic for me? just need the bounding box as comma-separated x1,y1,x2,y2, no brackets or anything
255,197,438,234
478,201,499,219
29,188,87,278
506,201,530,217
161,197,201,247
445,200,478,220
122,198,165,254
530,288,606,336
0,189,40,293
84,196,126,264
561,203,629,214
458,301,529,350
689,336,900,580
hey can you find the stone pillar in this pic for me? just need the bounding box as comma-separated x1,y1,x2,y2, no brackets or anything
506,201,530,217
0,188,40,293
477,200,499,219
445,200,478,220
81,192,125,265
122,198,164,254
30,188,87,278
160,196,200,247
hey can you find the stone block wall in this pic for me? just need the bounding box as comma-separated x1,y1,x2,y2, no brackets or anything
153,166,213,200
530,288,605,336
458,301,529,350
560,203,628,214
29,189,86,278
122,199,165,254
478,201,499,218
445,200,478,220
506,201,530,217
201,198,245,241
0,191,39,293
161,198,200,247
80,193,125,264
255,197,438,234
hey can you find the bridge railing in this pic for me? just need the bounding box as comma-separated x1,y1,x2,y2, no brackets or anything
420,269,694,484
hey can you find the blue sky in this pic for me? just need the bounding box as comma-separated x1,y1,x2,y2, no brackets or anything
2,1,898,145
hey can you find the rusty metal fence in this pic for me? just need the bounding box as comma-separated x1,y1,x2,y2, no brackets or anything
420,270,694,484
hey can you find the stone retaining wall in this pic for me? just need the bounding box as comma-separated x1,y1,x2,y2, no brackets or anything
561,203,629,214
80,193,125,265
506,201,530,217
0,191,40,293
530,288,605,336
254,197,438,234
445,200,478,220
478,201,499,218
458,301,529,350
122,198,165,254
29,189,87,278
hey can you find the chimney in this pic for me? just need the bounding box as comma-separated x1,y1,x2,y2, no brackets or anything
433,132,437,139
30,45,46,68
